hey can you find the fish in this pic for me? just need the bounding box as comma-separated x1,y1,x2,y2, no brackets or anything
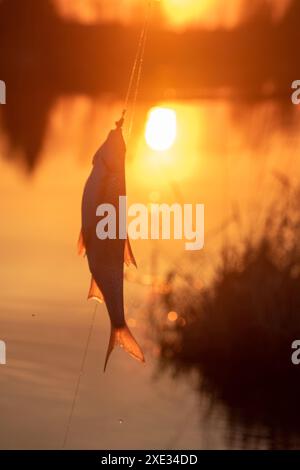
79,116,145,371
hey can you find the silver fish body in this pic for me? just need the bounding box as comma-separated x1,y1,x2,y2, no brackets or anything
80,124,144,370
82,127,126,328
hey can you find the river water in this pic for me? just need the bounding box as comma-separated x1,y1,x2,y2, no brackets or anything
0,96,299,449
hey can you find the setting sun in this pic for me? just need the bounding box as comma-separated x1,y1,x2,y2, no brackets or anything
145,107,177,152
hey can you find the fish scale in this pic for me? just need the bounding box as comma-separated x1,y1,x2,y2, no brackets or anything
80,120,145,371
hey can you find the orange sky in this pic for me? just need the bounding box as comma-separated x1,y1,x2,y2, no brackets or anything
55,0,292,29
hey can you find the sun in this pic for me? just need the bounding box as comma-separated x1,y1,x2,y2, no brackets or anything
145,107,177,152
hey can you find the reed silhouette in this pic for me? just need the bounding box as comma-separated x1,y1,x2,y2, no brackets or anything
151,179,300,449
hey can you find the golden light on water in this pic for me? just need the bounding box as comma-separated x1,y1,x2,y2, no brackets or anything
145,107,177,152
167,311,178,322
132,102,199,188
127,317,137,328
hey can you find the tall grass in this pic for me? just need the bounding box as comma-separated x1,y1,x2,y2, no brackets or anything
151,181,300,448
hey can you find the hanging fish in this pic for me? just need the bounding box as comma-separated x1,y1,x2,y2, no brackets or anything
78,116,145,371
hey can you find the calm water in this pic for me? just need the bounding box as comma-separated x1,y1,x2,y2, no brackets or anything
0,96,299,449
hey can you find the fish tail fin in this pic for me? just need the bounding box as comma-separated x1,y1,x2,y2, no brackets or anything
103,323,145,372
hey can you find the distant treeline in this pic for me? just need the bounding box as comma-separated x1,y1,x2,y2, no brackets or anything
0,0,299,170
0,0,299,99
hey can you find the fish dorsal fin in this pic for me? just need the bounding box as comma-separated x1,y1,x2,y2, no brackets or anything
124,237,137,268
77,229,86,256
88,276,105,303
79,230,136,268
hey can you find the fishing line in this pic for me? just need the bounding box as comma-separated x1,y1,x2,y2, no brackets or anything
62,302,98,449
62,1,153,448
123,7,148,111
123,0,153,143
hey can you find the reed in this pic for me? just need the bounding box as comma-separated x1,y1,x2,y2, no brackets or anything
151,181,300,447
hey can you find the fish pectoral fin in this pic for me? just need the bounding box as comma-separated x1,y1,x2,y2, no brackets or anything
104,324,145,372
124,237,137,268
88,276,105,303
77,229,86,256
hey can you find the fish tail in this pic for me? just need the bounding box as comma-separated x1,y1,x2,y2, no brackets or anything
103,323,145,372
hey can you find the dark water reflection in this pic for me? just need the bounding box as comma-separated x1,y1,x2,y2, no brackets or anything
151,181,300,449
1,91,300,448
1,0,300,444
2,85,300,448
